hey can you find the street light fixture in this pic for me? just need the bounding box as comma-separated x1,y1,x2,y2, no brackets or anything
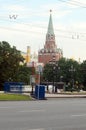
60,76,63,82
69,65,75,91
49,55,60,93
52,63,60,93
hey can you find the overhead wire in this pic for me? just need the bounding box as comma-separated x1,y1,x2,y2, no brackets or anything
58,0,86,8
0,10,86,41
0,25,86,41
0,17,86,36
68,0,86,7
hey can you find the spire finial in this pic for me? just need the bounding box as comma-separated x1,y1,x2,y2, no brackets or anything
50,9,52,13
47,9,54,35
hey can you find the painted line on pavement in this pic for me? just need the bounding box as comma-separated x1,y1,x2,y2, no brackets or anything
20,109,46,113
71,114,86,117
28,128,45,130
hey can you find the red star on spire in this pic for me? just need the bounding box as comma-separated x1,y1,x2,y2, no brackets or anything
50,9,52,13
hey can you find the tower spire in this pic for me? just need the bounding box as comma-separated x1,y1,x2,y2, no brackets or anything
47,10,54,35
38,10,63,65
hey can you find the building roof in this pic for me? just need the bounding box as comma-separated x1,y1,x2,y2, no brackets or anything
47,10,54,35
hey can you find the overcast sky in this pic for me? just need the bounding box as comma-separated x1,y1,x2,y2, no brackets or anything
0,0,86,62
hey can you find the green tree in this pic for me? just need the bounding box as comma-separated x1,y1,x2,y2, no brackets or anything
59,58,80,84
43,64,53,82
80,60,86,90
0,41,24,90
15,64,33,85
43,58,81,91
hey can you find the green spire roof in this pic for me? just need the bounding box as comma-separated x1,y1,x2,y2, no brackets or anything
47,10,54,35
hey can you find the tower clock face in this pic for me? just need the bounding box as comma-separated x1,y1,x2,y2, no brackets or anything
51,36,54,40
47,34,54,40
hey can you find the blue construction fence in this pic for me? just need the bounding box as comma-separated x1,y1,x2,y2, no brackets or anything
4,82,46,99
4,82,25,93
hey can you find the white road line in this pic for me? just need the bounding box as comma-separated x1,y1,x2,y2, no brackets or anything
0,107,10,108
20,109,45,113
28,128,45,130
71,114,86,117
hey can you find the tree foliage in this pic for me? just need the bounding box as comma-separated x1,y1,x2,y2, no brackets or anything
43,58,86,89
14,64,33,85
0,41,24,90
80,60,86,89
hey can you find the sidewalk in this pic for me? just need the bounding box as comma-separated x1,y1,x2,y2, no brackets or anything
45,93,86,98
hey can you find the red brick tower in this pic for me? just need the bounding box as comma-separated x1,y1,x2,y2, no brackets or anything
38,10,63,65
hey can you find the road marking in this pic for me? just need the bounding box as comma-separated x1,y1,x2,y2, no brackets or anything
0,107,10,108
28,128,45,130
71,114,86,117
20,109,45,113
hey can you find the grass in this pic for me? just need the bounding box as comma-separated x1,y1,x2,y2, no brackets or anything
0,93,32,101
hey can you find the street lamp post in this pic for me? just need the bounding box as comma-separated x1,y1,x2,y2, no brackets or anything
49,55,60,93
30,75,35,96
69,65,75,91
52,63,60,93
60,76,63,82
37,65,43,85
52,66,56,93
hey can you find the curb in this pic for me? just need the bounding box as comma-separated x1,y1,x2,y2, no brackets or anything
45,94,86,98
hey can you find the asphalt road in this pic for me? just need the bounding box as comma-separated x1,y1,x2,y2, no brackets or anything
0,98,86,130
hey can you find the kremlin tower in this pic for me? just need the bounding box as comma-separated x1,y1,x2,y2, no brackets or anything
38,10,63,65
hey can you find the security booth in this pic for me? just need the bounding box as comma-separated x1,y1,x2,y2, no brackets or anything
4,82,24,93
35,85,45,100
